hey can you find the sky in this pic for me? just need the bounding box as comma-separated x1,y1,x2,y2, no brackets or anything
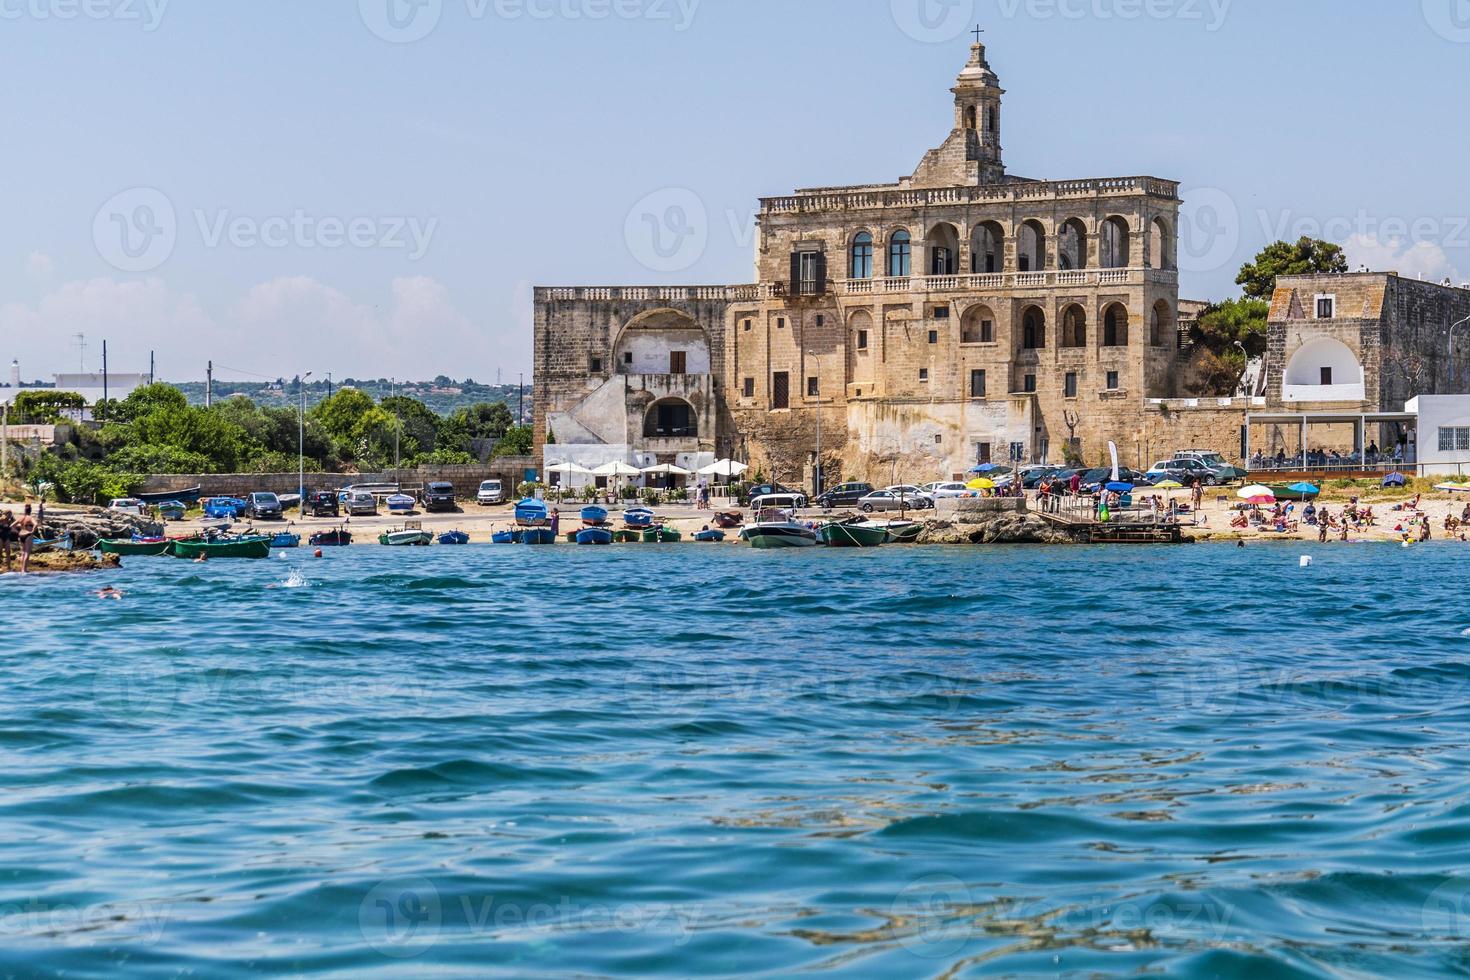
3,0,1469,384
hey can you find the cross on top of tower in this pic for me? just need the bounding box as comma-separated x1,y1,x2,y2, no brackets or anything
971,24,984,44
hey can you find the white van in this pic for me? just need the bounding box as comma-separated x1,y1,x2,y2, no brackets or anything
476,480,505,506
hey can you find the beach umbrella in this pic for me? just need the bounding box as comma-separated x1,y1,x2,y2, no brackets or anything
966,478,995,490
1288,482,1320,495
1238,484,1275,505
1106,482,1135,494
697,459,748,477
641,464,692,476
545,461,595,476
1153,480,1184,490
593,461,641,477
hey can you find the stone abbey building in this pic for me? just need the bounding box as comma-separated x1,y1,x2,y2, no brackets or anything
533,41,1193,486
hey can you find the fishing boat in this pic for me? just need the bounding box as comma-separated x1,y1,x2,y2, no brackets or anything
515,499,550,527
693,528,726,543
740,496,818,549
96,537,174,557
576,527,614,545
817,519,887,548
136,486,202,505
640,526,682,543
170,536,273,560
491,529,521,544
613,529,641,543
522,527,557,545
277,493,301,511
156,501,188,522
379,521,434,547
712,511,743,529
269,532,301,549
386,493,417,514
580,505,610,527
623,507,655,529
1268,482,1321,502
31,533,74,555
864,519,924,544
309,528,352,547
438,530,471,545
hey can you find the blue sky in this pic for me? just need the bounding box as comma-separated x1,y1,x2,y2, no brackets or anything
3,0,1468,383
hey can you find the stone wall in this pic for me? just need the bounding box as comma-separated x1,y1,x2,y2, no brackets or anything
137,458,538,500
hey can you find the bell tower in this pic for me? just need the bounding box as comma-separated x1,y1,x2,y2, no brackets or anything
953,38,1005,184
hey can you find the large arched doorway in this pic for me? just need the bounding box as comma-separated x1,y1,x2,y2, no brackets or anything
1018,221,1046,272
1058,219,1088,271
1102,303,1129,347
645,398,698,438
1100,217,1131,269
1284,337,1365,400
971,221,1004,274
1020,306,1046,350
1061,304,1087,348
928,222,960,276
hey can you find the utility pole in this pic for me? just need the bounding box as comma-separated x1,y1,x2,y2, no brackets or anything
206,361,213,408
298,372,313,516
74,333,86,373
149,350,155,385
808,349,821,500
1,403,8,497
326,372,333,400
519,373,525,425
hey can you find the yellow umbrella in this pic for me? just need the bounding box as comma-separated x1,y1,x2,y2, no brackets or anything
966,478,995,491
1153,480,1184,490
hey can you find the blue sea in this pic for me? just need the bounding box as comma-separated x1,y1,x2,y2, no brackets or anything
4,542,1470,978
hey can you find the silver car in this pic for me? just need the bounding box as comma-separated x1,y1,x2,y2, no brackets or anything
858,490,926,513
345,491,378,516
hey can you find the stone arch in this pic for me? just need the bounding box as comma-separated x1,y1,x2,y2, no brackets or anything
963,105,977,130
1058,218,1089,271
848,309,875,384
1150,300,1173,347
1285,337,1363,387
1149,216,1174,271
644,397,698,438
1020,304,1047,350
615,309,711,375
927,222,960,276
961,303,995,344
1102,303,1130,347
1018,220,1047,272
971,221,1005,274
1100,216,1132,269
1061,304,1088,348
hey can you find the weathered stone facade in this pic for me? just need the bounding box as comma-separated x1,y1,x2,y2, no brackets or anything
535,41,1202,487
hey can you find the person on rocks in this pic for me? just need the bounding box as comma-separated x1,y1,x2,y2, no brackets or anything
0,509,13,570
14,504,38,574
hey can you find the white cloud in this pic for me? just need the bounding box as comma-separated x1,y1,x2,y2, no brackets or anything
24,251,54,280
1343,234,1463,284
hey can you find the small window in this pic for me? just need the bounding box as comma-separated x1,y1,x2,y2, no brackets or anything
1009,442,1025,464
670,351,686,375
590,357,602,373
772,372,789,409
928,330,938,344
1064,372,1077,398
777,318,786,329
742,377,755,398
1316,296,1335,319
807,376,819,397
1320,367,1333,386
934,306,950,319
981,319,994,343
969,369,986,398
1460,428,1470,452
816,315,824,327
623,352,633,365
856,329,868,350
934,434,942,445
976,443,991,464
919,368,929,383
1106,371,1120,390
1023,374,1036,393
743,318,752,331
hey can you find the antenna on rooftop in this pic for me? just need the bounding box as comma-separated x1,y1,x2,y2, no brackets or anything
73,333,87,373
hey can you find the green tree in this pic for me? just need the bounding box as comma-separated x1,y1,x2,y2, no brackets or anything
310,388,377,443
113,383,188,423
1190,297,1272,358
12,390,85,424
491,424,534,459
1236,237,1348,302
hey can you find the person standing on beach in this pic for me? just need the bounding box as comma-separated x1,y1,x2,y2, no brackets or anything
550,508,560,539
1191,479,1203,513
0,509,13,569
14,504,38,574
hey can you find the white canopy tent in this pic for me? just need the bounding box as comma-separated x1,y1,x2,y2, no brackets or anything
593,461,642,477
697,459,749,478
545,461,596,476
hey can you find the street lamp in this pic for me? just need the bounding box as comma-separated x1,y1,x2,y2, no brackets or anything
807,350,822,501
1448,316,1470,388
298,372,313,518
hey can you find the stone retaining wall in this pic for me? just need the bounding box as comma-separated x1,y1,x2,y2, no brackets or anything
137,458,538,500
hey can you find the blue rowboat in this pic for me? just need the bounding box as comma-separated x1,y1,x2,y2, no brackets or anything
576,527,614,545
693,529,726,543
581,505,609,526
137,486,202,505
269,532,301,549
491,530,520,545
515,499,550,527
522,527,556,545
156,501,187,521
386,494,416,514
438,530,471,545
624,507,655,528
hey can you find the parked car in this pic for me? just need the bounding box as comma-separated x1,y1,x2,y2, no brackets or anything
108,498,146,518
307,490,339,518
923,481,974,499
816,482,876,509
203,497,247,519
1145,458,1219,485
246,491,284,520
476,479,505,506
856,490,923,513
884,485,936,509
1078,467,1154,493
345,492,378,517
422,481,459,513
1174,450,1241,479
1020,466,1063,490
744,483,805,507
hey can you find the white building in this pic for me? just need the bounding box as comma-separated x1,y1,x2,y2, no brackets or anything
1407,396,1470,477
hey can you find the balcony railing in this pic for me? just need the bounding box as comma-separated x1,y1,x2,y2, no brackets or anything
836,268,1174,296
761,176,1180,215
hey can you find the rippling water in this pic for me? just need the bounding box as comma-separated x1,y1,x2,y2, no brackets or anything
5,542,1470,977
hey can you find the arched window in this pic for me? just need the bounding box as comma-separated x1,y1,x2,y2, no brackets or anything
1018,221,1045,272
987,106,997,134
888,231,912,277
1101,217,1131,269
1103,305,1129,347
851,233,873,280
1022,308,1046,350
1061,306,1087,348
928,223,959,276
963,105,977,130
1150,301,1172,347
1058,219,1088,271
971,222,1003,274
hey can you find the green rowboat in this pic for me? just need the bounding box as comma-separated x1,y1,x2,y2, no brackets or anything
641,527,682,543
170,536,273,560
818,521,887,548
97,538,174,557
